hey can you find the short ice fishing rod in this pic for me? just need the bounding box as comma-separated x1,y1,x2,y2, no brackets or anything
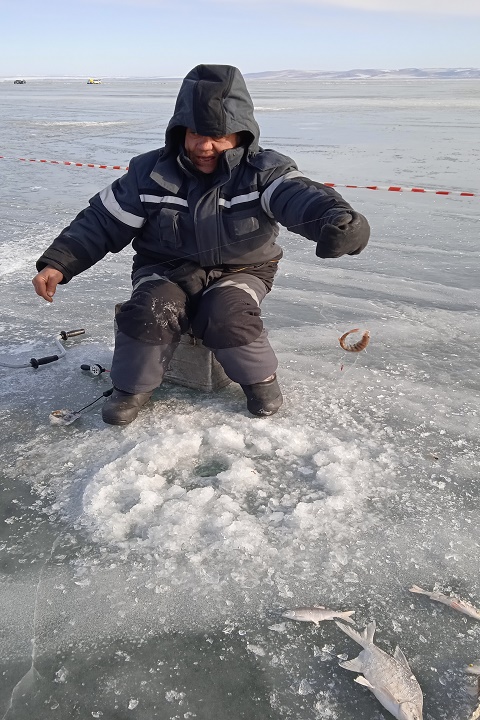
0,329,85,369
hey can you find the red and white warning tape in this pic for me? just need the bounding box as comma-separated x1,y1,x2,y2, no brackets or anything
0,155,128,171
323,182,476,197
0,154,477,197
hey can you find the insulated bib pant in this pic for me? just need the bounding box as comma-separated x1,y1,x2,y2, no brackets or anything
110,262,279,394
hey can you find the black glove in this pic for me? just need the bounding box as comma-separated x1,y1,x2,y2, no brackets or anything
315,210,370,259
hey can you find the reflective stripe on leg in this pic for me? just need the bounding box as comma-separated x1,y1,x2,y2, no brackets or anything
132,273,175,292
192,273,268,349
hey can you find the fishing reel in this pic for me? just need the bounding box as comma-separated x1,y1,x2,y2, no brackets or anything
80,362,109,377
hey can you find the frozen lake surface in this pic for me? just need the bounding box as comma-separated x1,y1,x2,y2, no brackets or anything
0,78,479,719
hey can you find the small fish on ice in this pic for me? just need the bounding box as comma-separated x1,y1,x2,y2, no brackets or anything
466,661,480,678
336,620,423,720
282,606,355,625
409,585,480,620
465,660,480,720
49,409,82,426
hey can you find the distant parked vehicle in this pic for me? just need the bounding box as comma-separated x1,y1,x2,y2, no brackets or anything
14,79,26,84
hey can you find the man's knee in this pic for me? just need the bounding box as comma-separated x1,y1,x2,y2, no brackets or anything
116,280,189,344
191,285,263,349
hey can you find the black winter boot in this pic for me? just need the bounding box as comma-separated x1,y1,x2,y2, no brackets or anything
240,375,283,417
102,388,153,426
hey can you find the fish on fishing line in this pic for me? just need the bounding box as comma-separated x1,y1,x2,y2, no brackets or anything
339,328,371,352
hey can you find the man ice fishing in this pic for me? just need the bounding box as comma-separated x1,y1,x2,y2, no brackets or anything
32,64,370,426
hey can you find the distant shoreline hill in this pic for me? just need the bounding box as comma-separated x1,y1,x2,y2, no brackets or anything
244,68,480,80
2,68,480,82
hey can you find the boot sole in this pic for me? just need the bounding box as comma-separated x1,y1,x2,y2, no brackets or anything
102,416,136,426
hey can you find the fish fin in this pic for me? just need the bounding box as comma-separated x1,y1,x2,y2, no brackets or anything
337,610,355,624
357,676,418,709
354,675,374,689
335,621,364,646
394,646,413,672
339,655,364,672
335,620,374,648
365,620,376,644
409,585,427,595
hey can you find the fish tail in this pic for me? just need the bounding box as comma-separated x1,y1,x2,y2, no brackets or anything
337,610,355,624
335,620,376,648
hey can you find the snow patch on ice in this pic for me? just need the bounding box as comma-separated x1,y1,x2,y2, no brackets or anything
15,389,399,605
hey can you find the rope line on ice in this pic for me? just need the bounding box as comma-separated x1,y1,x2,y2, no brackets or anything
323,182,476,197
0,154,478,197
0,155,126,171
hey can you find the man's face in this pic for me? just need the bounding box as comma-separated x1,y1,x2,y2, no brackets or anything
184,128,240,174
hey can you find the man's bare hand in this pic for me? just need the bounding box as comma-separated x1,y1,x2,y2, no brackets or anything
32,266,64,302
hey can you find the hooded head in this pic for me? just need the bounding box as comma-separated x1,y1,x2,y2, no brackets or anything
165,64,260,154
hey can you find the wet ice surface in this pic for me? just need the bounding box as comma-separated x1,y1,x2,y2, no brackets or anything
1,79,479,719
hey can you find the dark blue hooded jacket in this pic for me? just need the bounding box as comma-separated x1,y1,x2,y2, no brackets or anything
37,64,368,282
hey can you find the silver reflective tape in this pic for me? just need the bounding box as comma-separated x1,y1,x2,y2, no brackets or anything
202,279,260,305
218,191,260,209
99,186,145,228
140,194,189,207
132,273,174,292
260,171,305,217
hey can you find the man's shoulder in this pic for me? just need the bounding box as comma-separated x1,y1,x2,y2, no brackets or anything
129,147,167,172
246,147,297,173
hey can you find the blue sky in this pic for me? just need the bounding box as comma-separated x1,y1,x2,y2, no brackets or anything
0,0,479,77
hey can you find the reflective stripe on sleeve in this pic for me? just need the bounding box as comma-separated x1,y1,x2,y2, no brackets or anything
99,186,145,228
260,171,305,217
218,191,260,209
139,194,189,207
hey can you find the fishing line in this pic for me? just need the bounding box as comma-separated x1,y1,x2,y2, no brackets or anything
123,212,374,382
118,211,345,272
0,327,114,423
23,175,373,388
5,149,475,368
